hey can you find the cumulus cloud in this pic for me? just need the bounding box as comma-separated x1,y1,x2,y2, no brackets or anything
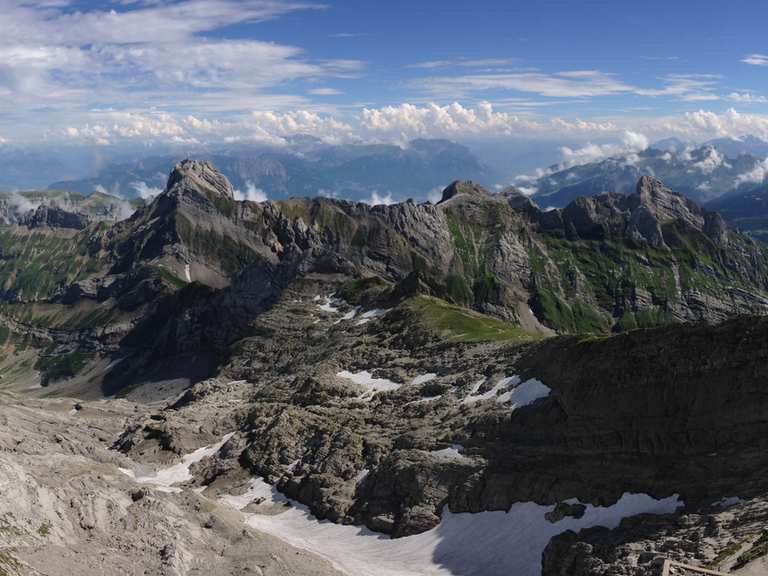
426,187,444,204
366,191,396,206
734,158,768,187
662,108,768,141
5,192,39,213
130,181,163,200
234,182,268,202
66,111,190,145
558,130,649,168
359,101,541,143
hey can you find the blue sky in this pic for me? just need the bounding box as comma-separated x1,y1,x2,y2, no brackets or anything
3,0,768,160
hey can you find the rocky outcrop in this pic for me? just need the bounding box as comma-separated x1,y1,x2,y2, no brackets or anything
20,204,89,230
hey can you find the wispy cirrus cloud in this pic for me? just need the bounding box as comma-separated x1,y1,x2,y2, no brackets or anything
742,54,768,66
406,58,519,70
727,92,768,104
411,69,635,98
410,70,722,102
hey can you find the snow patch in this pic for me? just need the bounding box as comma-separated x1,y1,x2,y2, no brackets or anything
411,373,437,386
221,476,682,576
496,378,551,407
318,296,345,314
184,264,191,282
462,376,550,408
119,432,234,493
430,445,466,461
355,308,388,325
337,370,401,399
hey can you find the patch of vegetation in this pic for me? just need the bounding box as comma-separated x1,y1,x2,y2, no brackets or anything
615,308,677,332
735,530,768,569
0,325,9,347
313,203,356,240
34,351,91,386
203,189,237,219
445,274,472,305
175,215,259,275
151,265,187,290
706,540,743,569
37,522,50,537
0,229,104,301
408,295,538,343
339,276,392,304
535,287,611,334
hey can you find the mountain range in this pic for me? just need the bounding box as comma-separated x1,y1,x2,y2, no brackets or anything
44,138,494,203
2,160,768,575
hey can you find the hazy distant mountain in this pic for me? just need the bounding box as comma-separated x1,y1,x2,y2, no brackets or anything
707,184,768,242
703,135,768,158
532,145,765,208
47,138,494,202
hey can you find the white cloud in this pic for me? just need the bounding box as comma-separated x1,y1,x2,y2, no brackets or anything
308,88,343,96
406,58,518,70
413,70,635,98
516,186,538,196
130,181,163,200
558,130,649,168
234,181,268,202
0,0,361,138
551,118,616,132
663,108,768,141
636,74,720,102
742,54,768,66
734,158,768,187
426,186,444,203
6,192,38,213
359,101,541,142
727,92,768,104
366,191,396,206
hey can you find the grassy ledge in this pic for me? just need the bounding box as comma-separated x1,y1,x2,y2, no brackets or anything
407,295,539,343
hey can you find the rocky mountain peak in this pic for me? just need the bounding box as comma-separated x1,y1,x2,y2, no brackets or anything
438,180,489,203
166,159,235,200
632,175,706,230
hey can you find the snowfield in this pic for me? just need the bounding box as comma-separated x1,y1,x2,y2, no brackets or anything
121,432,682,576
222,476,682,576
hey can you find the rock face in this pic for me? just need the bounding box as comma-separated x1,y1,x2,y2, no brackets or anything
166,159,236,200
19,204,90,230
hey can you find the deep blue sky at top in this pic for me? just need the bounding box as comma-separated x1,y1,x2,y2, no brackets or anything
213,0,768,114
